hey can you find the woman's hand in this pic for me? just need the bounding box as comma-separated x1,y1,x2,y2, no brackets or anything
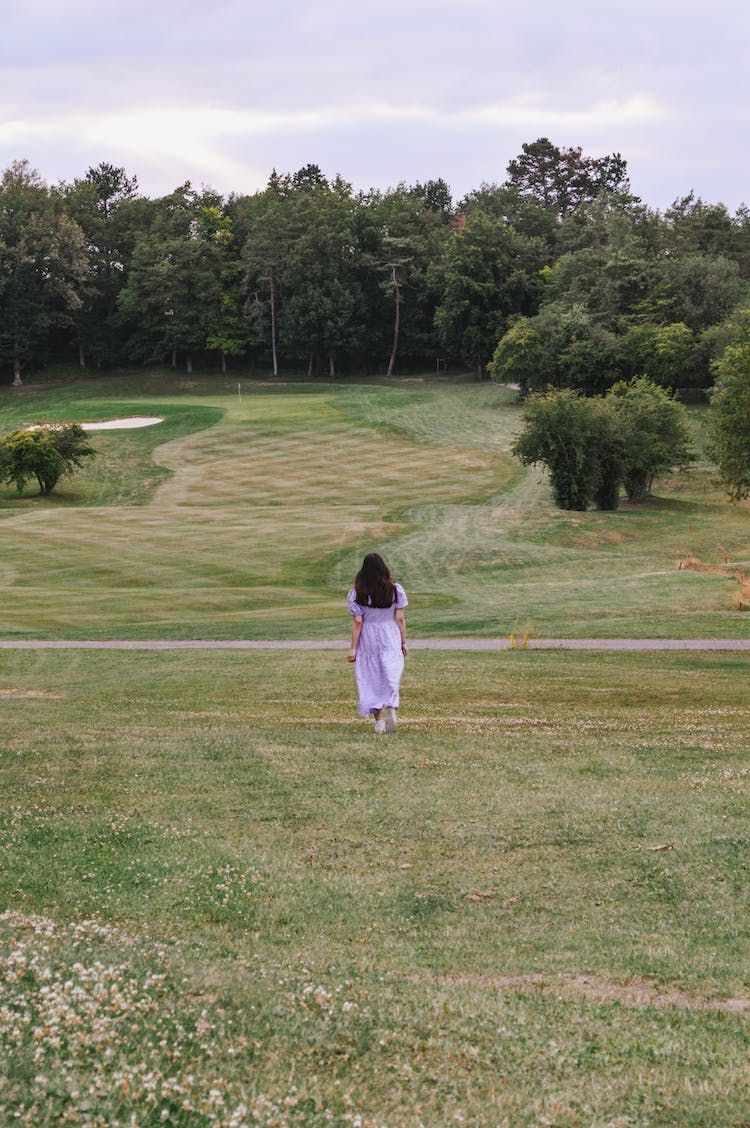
401,642,409,656
347,648,357,663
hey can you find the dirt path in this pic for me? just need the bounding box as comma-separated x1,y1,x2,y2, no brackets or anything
0,639,748,651
440,973,750,1014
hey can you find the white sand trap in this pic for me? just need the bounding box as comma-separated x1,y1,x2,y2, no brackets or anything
27,417,164,432
81,417,163,430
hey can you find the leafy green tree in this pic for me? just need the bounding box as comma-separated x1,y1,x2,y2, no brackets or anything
488,317,554,393
708,335,750,499
655,255,744,333
555,308,625,394
432,212,544,374
269,175,365,376
607,376,694,501
459,182,560,254
62,163,139,366
365,185,449,374
505,138,632,219
511,388,614,510
621,322,697,389
239,173,305,375
0,424,95,495
117,184,227,371
0,161,88,384
198,204,257,371
407,178,453,220
239,169,359,376
512,378,692,510
542,244,655,330
663,193,738,259
490,304,625,394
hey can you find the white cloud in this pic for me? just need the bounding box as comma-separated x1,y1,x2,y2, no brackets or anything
1,0,748,208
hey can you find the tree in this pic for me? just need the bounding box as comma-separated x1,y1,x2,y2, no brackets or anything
511,378,693,510
432,212,544,375
489,304,625,395
269,175,366,376
0,161,88,384
198,204,257,371
511,388,617,510
488,316,554,393
621,322,697,389
0,424,95,495
61,162,139,367
116,184,227,371
663,193,738,259
652,255,744,333
505,138,632,219
607,376,694,501
366,184,449,375
708,335,750,499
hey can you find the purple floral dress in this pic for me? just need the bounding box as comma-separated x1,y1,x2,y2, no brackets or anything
347,583,408,716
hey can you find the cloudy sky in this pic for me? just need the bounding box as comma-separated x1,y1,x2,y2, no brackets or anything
2,0,748,211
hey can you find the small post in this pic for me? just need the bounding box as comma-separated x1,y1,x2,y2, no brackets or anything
509,632,515,649
237,383,242,402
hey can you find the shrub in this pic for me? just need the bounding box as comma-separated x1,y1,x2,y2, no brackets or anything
0,424,95,495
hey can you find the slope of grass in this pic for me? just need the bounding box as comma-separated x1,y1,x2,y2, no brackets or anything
1,647,749,1124
1,370,748,640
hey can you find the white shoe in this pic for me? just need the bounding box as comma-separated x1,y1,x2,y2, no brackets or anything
374,717,386,734
383,707,397,733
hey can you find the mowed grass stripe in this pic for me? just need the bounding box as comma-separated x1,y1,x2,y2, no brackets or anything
1,374,749,641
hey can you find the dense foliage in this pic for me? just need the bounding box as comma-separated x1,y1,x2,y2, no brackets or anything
0,423,95,494
512,379,693,510
708,323,750,499
2,142,749,389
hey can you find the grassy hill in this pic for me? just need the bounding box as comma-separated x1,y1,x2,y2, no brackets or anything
1,371,749,1124
1,370,748,640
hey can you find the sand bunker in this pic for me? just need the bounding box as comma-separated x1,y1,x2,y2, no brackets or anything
27,417,163,432
81,417,163,430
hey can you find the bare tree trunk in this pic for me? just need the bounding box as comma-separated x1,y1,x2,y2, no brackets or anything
220,351,227,374
79,341,86,368
171,345,177,368
269,270,278,377
307,355,313,378
387,267,401,377
12,342,22,386
186,353,193,374
329,354,335,378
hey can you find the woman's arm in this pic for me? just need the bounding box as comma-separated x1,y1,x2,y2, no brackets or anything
348,615,363,662
395,608,408,656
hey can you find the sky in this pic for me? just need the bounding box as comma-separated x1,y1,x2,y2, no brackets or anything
1,0,748,212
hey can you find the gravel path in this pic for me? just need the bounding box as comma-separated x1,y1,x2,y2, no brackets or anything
0,638,748,651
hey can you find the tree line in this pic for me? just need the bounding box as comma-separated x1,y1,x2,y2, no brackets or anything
2,138,750,391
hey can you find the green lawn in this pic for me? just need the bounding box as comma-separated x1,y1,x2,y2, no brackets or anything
1,370,749,1125
1,370,748,640
1,647,749,1125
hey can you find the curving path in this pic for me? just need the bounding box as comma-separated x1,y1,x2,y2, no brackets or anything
0,638,748,651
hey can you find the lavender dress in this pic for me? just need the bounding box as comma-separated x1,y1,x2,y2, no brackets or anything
348,583,408,717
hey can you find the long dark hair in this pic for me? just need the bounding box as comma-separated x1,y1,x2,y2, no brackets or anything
354,553,397,608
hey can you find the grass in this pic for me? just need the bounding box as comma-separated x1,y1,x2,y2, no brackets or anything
1,368,749,1123
1,647,749,1124
1,368,748,640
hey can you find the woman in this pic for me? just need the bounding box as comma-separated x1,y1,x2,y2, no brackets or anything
347,553,408,734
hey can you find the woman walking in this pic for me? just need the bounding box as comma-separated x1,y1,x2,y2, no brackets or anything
347,553,408,734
